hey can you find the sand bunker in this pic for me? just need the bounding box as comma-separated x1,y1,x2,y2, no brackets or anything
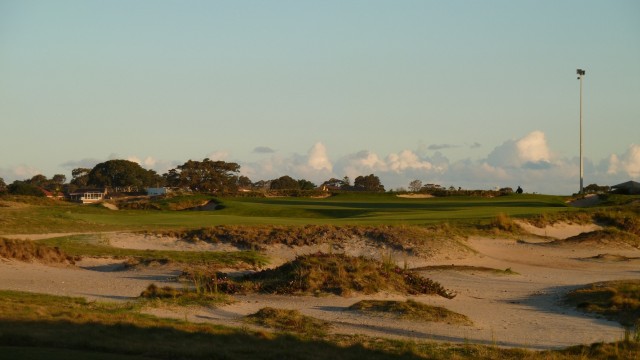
2,231,640,349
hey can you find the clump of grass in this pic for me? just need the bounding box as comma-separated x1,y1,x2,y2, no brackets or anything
349,300,472,325
414,265,519,276
152,224,467,257
185,253,455,298
244,307,331,337
488,213,520,232
139,283,230,307
0,237,76,265
553,229,640,249
37,234,268,268
565,280,640,327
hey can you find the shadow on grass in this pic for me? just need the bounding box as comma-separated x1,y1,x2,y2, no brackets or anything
501,284,625,328
0,319,426,360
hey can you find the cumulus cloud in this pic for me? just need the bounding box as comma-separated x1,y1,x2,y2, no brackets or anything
487,131,552,169
253,146,276,154
608,144,640,178
307,142,332,172
240,142,333,183
387,150,434,172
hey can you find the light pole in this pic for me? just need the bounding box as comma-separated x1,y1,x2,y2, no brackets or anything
577,68,586,194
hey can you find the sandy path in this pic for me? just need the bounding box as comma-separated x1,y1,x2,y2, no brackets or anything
1,224,639,349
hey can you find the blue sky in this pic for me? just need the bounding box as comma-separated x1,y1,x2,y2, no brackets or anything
1,0,639,194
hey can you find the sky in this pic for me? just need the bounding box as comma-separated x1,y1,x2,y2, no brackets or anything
1,0,639,195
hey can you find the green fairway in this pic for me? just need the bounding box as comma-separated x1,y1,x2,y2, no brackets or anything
0,193,576,234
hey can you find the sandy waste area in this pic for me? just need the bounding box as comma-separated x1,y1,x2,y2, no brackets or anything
2,222,640,350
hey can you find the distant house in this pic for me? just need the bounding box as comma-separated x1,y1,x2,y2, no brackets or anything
68,188,107,204
610,181,640,195
146,187,171,197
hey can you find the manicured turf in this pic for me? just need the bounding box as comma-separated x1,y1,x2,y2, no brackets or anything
0,193,574,234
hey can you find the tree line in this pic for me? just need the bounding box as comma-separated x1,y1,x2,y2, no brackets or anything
0,159,386,197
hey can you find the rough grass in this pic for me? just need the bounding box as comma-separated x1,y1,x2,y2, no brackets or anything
413,265,518,275
565,280,640,327
349,300,472,325
550,229,640,249
185,253,456,298
244,307,332,337
0,238,75,265
1,290,639,359
37,234,268,268
154,223,470,257
139,283,230,307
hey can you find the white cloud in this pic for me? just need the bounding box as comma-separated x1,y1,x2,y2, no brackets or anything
387,150,433,172
608,144,640,179
307,142,332,172
487,130,552,169
240,142,334,183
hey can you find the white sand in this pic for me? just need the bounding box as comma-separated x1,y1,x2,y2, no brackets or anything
2,223,639,350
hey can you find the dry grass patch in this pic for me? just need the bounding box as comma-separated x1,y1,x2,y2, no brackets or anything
565,280,640,327
139,283,230,307
0,238,76,265
550,229,640,249
349,300,472,325
244,307,331,337
413,265,518,275
153,224,469,257
183,253,456,298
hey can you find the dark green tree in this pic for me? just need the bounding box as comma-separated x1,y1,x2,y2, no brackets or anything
71,168,91,187
164,158,240,194
269,175,300,190
409,179,422,192
0,177,6,194
237,175,253,188
297,179,317,190
354,174,385,192
8,181,45,196
88,160,162,191
27,174,48,187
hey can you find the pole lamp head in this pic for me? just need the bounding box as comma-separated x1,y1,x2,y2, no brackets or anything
576,69,585,78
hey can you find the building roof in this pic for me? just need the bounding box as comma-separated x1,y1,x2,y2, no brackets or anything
611,180,640,194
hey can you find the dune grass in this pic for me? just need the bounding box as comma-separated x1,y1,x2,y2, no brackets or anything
0,238,76,265
349,300,473,325
244,307,332,338
36,234,268,267
187,253,455,298
413,265,518,275
1,290,639,359
565,280,640,328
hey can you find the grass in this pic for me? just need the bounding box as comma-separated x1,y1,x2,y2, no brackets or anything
154,223,470,256
349,300,473,325
0,193,577,234
138,283,231,307
413,265,519,275
187,253,456,298
565,280,640,327
36,234,268,268
245,307,332,338
1,290,639,359
0,238,76,264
